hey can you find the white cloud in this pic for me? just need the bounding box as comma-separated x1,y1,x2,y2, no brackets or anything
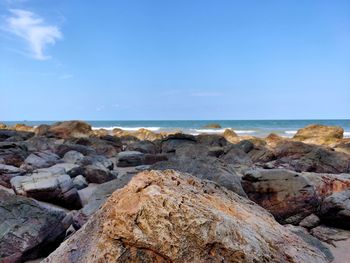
4,9,62,60
191,92,223,97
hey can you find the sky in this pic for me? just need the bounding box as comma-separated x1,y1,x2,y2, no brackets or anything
0,0,349,121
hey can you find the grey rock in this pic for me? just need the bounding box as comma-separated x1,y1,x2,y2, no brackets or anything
22,151,60,170
73,175,88,190
11,172,82,210
0,190,67,262
299,214,321,229
83,164,117,184
0,164,25,188
63,150,84,164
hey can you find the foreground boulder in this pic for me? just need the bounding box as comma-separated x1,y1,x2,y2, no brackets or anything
242,168,350,224
44,170,328,263
293,124,344,146
0,190,67,262
0,164,25,188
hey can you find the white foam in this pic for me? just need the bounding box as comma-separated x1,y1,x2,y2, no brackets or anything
92,126,161,131
194,129,226,133
285,130,297,135
344,132,350,137
234,130,255,134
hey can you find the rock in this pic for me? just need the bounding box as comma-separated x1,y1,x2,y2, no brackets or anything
55,143,96,157
73,175,88,190
223,128,238,143
242,168,350,224
293,124,344,146
310,225,350,245
14,123,34,132
273,140,350,173
79,155,114,170
36,163,80,177
161,133,197,153
202,123,222,128
285,225,334,262
151,157,246,196
127,140,160,154
11,172,82,210
196,134,228,147
299,214,321,229
83,164,117,184
75,173,135,228
43,170,328,263
0,190,67,262
22,151,60,170
112,128,163,141
320,190,350,229
0,142,29,167
265,133,284,147
0,129,34,142
63,150,84,164
334,140,350,155
220,145,253,166
67,137,122,158
24,136,62,152
117,151,144,167
117,151,167,167
0,123,7,129
39,121,92,139
91,128,109,137
0,164,25,188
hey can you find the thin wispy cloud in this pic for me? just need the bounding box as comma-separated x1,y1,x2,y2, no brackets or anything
60,74,73,80
3,9,62,60
191,92,223,97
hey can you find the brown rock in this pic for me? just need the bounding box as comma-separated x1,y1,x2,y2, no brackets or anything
223,128,238,143
43,170,328,263
242,168,350,224
293,124,344,146
14,123,34,132
202,123,222,129
39,121,92,139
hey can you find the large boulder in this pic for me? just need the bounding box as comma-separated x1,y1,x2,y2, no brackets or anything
0,190,67,262
11,171,82,210
37,121,92,139
117,151,167,167
43,170,328,263
0,129,34,142
293,124,344,146
83,164,117,184
242,168,350,224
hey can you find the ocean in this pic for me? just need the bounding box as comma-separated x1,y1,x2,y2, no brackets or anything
2,119,350,138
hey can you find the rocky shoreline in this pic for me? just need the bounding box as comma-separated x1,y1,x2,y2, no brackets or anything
1,121,350,262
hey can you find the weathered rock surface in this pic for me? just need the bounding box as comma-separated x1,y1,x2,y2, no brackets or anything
22,151,60,170
272,140,350,173
44,170,328,263
320,190,350,229
0,164,25,188
117,151,167,167
11,171,82,209
0,142,28,167
0,190,67,262
223,128,238,143
37,121,92,139
242,168,350,224
152,157,246,196
293,124,344,146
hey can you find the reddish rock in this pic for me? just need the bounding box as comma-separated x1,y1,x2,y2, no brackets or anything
43,170,328,263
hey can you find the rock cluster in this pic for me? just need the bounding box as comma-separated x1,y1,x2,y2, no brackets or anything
0,121,349,262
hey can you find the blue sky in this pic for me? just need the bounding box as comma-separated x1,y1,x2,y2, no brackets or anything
0,0,349,120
